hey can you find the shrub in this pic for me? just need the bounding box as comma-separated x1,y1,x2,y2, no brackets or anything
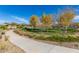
0,34,2,39
5,35,9,41
0,43,6,50
1,31,5,35
33,34,45,40
14,29,79,42
74,44,79,48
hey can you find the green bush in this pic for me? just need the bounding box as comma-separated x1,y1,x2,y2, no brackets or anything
33,33,79,42
33,34,46,40
25,27,62,32
14,29,79,42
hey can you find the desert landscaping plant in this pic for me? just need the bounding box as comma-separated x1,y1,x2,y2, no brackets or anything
0,42,6,50
30,15,39,27
41,13,53,28
4,35,9,41
58,8,75,33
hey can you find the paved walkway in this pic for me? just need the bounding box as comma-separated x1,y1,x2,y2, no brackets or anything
5,30,79,53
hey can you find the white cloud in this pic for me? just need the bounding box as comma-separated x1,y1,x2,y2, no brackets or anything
72,15,79,22
11,16,28,23
0,20,10,24
74,15,79,19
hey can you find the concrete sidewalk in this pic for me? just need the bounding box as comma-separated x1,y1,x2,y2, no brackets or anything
5,30,79,53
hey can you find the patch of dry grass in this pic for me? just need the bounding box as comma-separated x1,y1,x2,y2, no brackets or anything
0,34,25,53
0,40,25,53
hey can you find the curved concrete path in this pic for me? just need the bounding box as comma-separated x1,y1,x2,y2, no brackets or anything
5,30,79,53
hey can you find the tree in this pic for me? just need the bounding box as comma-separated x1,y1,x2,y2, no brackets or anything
59,8,75,32
11,22,17,26
47,14,53,27
41,13,47,26
30,15,38,27
41,13,53,27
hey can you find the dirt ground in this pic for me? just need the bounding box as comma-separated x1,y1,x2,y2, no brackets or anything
0,40,25,53
0,34,25,53
34,39,79,50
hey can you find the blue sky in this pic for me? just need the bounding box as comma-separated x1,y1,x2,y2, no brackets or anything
0,5,79,24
